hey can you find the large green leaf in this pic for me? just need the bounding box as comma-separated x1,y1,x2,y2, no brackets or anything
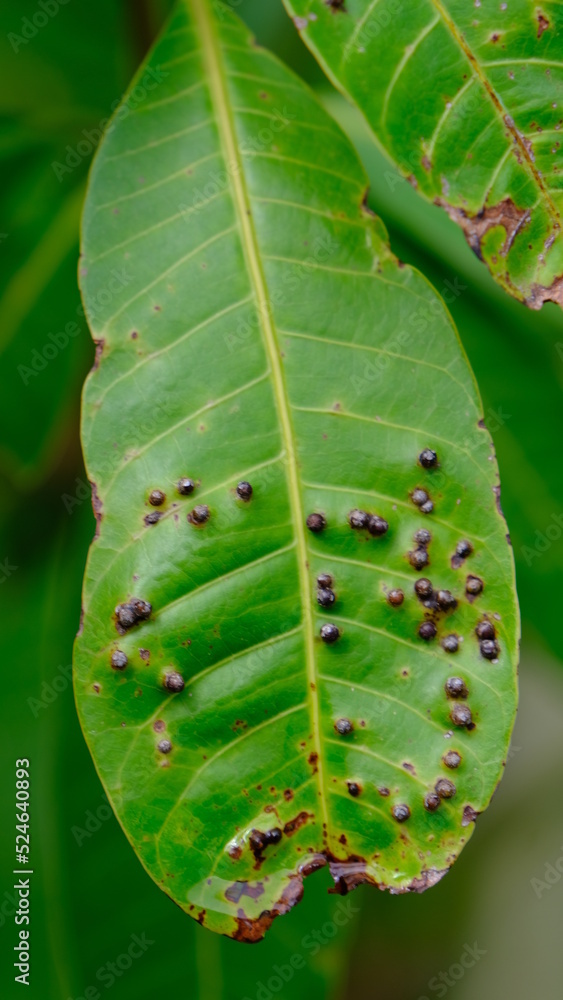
75,0,518,940
282,0,563,309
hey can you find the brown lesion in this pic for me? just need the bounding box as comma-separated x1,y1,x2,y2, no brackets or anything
92,338,105,372
283,811,313,836
225,880,265,904
462,804,480,826
435,197,531,263
89,479,103,538
537,12,550,38
435,196,563,308
403,868,449,892
225,842,456,940
232,876,304,943
527,274,563,310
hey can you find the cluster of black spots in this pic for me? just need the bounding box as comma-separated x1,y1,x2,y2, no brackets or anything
443,750,462,769
320,623,340,644
475,619,500,659
441,634,459,654
346,781,361,797
445,676,468,698
157,739,172,754
450,703,473,728
424,791,441,812
480,639,500,660
411,488,433,514
419,448,438,469
317,588,335,608
437,589,457,611
149,489,165,506
164,671,185,693
144,511,162,526
414,578,458,625
409,526,432,570
115,598,152,633
418,621,437,641
348,509,389,535
466,574,484,597
188,504,209,524
249,828,282,857
306,512,326,533
316,571,336,608
236,481,253,501
392,803,410,822
435,777,456,799
387,588,404,607
368,514,388,536
177,478,195,495
335,718,353,735
110,650,128,670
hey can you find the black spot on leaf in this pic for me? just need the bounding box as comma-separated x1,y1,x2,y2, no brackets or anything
188,505,210,524
144,511,162,526
110,650,128,670
317,588,336,608
435,778,456,799
349,509,369,529
418,621,437,641
320,624,340,643
306,512,326,533
443,750,462,769
236,481,253,501
410,547,429,570
177,478,195,495
419,448,438,469
414,578,433,598
149,489,165,506
450,703,473,728
164,671,185,693
445,676,468,698
387,589,404,606
392,804,410,822
441,634,459,653
368,514,388,536
335,718,353,735
424,792,441,812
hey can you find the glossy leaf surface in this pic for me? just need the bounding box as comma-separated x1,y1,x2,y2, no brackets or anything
283,0,563,309
75,0,519,940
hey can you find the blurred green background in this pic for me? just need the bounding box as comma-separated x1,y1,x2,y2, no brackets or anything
1,1,562,998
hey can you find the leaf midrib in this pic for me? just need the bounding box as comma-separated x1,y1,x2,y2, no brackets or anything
189,0,330,833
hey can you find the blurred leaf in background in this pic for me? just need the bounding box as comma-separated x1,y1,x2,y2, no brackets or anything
1,2,562,999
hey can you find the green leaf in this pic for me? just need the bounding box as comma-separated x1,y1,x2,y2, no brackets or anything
282,0,563,309
75,0,518,940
